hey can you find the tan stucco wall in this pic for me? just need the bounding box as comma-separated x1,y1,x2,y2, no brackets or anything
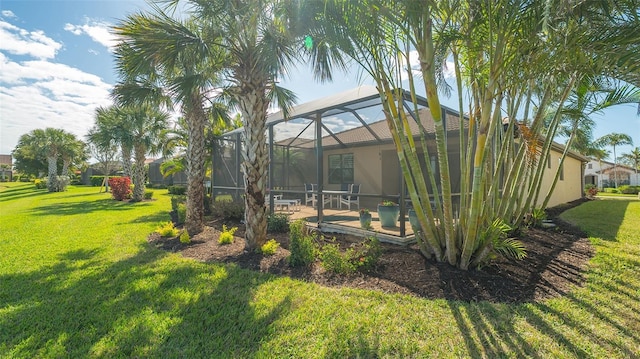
536,149,584,208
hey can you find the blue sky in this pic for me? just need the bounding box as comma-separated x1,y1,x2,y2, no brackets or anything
1,1,638,160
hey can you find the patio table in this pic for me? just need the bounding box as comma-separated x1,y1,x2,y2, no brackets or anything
322,190,349,208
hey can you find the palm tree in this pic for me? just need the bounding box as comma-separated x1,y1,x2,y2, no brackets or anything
131,0,301,248
619,147,640,171
596,133,634,188
119,105,170,202
540,78,640,207
312,0,639,269
113,11,224,235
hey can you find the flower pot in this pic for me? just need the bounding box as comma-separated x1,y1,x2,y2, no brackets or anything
359,213,372,229
377,204,399,227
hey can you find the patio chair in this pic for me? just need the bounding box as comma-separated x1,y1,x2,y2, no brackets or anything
304,183,317,207
339,183,360,210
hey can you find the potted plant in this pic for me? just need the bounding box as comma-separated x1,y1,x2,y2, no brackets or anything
359,208,372,229
377,200,399,227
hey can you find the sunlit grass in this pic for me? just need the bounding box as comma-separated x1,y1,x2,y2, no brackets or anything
1,182,638,357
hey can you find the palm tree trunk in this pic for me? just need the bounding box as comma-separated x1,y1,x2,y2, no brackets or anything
238,86,270,250
132,145,146,202
121,145,132,179
47,156,58,192
185,95,207,235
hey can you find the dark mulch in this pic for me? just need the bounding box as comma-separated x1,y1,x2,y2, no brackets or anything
148,198,594,303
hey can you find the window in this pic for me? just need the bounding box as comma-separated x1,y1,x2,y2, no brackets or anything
547,154,551,169
328,153,354,184
559,162,564,181
587,163,592,169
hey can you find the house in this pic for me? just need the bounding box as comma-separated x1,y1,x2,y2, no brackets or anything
0,154,12,182
215,86,587,241
585,159,639,188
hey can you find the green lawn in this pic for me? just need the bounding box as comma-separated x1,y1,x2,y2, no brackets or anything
1,182,638,358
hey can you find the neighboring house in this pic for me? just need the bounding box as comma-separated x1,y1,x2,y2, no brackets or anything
584,160,639,188
0,154,13,182
216,86,587,237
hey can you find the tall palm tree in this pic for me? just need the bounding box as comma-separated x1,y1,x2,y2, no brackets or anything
113,12,222,234
619,147,640,172
596,133,634,188
140,0,301,248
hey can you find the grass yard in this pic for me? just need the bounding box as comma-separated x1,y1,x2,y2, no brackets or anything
1,182,638,358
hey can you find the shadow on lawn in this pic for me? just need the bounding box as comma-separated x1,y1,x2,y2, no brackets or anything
27,198,153,216
0,185,50,202
0,244,291,358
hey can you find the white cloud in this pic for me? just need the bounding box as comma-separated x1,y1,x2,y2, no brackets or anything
0,19,113,153
1,10,16,18
64,18,118,50
0,20,62,59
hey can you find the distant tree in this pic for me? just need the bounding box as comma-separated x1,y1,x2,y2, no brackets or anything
619,147,640,172
12,128,85,191
596,133,634,187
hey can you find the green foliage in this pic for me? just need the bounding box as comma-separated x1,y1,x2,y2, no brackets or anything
211,199,245,221
493,238,527,261
179,230,190,244
155,221,179,237
260,239,280,256
177,203,187,224
604,187,619,193
34,178,47,189
90,176,107,187
618,185,640,194
288,220,316,267
319,241,356,274
218,224,238,245
525,208,547,228
319,236,382,274
143,190,154,200
167,185,186,195
171,195,186,211
267,213,290,233
380,200,397,206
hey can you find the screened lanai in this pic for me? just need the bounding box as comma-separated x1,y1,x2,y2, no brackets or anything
213,86,465,245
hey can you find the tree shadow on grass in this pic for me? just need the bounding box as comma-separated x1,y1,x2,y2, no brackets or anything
560,199,632,241
0,244,290,358
28,198,153,216
0,186,50,202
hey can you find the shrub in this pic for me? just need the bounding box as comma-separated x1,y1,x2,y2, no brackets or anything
604,187,619,193
319,236,382,274
618,185,640,194
267,213,290,233
218,225,238,245
261,239,280,255
179,230,191,244
168,185,187,195
109,177,132,201
177,203,187,224
288,220,316,267
211,200,245,221
319,242,356,274
584,184,598,198
171,195,186,211
143,190,154,200
90,176,106,187
525,207,546,228
34,178,47,189
155,222,179,237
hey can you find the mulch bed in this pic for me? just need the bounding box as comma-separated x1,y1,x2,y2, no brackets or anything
148,199,594,303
